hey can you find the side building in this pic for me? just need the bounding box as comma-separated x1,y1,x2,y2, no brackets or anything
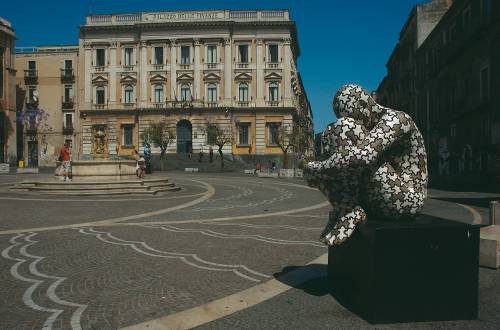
0,17,16,165
15,46,78,167
77,9,313,163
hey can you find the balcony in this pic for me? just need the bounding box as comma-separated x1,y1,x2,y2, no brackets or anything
266,62,280,69
122,65,135,72
63,125,74,136
152,102,165,109
92,103,108,110
152,64,165,71
166,100,193,108
205,63,218,70
62,98,74,110
267,101,280,107
60,68,75,83
237,101,250,107
122,102,136,109
94,66,106,72
24,70,38,84
206,101,219,108
236,63,250,69
179,63,191,70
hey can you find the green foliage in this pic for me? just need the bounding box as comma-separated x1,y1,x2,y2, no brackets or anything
141,122,176,158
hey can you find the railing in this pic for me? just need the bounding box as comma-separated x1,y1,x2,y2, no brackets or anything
206,102,219,108
94,66,106,72
179,64,191,70
24,70,38,83
267,101,280,107
237,102,249,107
261,11,285,18
60,68,74,82
152,64,165,70
266,62,280,69
62,126,74,135
93,103,108,110
123,103,136,108
229,11,257,19
122,65,135,71
206,63,218,69
237,63,249,68
165,100,194,108
152,102,165,108
115,13,141,23
62,98,74,109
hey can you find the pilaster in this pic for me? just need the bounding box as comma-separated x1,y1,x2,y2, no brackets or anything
170,39,177,100
194,38,201,101
256,39,264,106
109,41,117,105
140,40,148,107
224,37,232,105
283,37,292,107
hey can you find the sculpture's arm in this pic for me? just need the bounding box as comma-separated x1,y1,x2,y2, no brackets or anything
307,111,413,176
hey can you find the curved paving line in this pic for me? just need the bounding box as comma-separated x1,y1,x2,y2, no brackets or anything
146,224,325,248
77,228,268,282
456,203,483,225
120,253,328,330
202,222,322,231
0,179,215,235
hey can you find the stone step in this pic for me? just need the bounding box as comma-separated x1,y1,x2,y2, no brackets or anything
19,177,170,186
23,182,176,191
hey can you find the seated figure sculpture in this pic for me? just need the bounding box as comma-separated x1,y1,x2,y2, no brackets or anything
305,84,428,246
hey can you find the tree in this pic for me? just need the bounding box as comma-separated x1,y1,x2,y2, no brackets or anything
276,124,307,169
17,105,52,140
205,121,232,169
141,122,176,171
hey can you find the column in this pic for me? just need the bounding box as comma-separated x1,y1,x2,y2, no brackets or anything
282,37,292,107
256,39,264,107
140,40,148,107
170,39,177,100
83,42,92,107
224,37,232,106
109,42,117,105
194,38,201,101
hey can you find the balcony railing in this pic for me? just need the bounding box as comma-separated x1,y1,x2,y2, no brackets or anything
24,70,38,84
237,63,249,69
237,101,249,107
60,68,75,83
206,101,219,108
266,62,280,69
63,126,74,136
62,98,74,109
179,64,191,70
122,65,135,71
94,66,106,72
152,64,165,71
205,63,218,69
123,102,136,109
267,101,280,107
92,103,108,110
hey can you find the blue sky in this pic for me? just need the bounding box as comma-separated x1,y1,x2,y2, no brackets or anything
1,0,422,132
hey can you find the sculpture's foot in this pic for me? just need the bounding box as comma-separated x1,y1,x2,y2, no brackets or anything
320,206,367,246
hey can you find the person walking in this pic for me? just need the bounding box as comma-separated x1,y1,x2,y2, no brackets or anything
209,146,214,163
132,150,141,179
59,143,71,182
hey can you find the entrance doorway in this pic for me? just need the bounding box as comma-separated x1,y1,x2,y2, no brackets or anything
28,140,38,167
176,120,192,153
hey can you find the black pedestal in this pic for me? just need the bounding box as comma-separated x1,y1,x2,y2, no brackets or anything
328,215,479,324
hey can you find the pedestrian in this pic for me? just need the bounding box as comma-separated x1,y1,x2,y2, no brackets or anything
138,156,146,179
255,162,261,175
209,146,213,163
188,144,193,160
59,142,71,182
199,149,204,163
132,149,141,179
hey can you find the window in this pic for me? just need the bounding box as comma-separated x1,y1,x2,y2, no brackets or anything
27,60,36,77
206,124,217,145
28,86,37,103
181,46,190,64
267,123,280,146
154,47,164,64
269,82,279,101
480,66,490,103
64,85,73,102
181,84,191,101
96,86,105,104
96,48,105,67
238,123,250,145
207,83,217,102
207,45,217,64
122,124,134,147
268,44,278,62
238,45,248,63
64,113,73,128
124,47,133,66
154,84,164,103
64,59,72,69
124,85,134,104
239,83,249,102
0,47,3,98
482,0,491,19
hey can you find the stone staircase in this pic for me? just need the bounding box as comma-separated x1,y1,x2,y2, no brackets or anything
11,177,180,196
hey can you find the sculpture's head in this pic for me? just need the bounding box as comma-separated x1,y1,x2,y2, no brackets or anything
333,84,384,128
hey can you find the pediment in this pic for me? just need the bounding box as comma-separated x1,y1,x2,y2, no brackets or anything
234,72,252,81
150,74,167,82
264,72,282,81
177,73,193,81
120,74,137,84
203,72,221,81
92,75,108,84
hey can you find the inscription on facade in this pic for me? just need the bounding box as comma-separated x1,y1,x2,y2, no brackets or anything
144,11,224,22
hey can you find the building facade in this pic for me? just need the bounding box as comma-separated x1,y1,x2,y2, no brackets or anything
0,17,16,164
77,9,313,162
378,0,500,181
15,46,78,167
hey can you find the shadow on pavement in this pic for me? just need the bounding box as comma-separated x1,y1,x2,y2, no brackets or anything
274,264,330,297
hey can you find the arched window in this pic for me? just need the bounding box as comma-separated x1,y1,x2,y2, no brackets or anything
154,84,164,103
239,83,249,102
96,86,105,104
124,85,134,104
181,84,191,101
269,82,279,102
207,83,217,103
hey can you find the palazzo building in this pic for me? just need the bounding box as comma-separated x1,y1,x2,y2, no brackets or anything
77,9,313,161
0,17,16,164
15,46,78,167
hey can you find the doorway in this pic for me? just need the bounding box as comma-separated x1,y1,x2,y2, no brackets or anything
176,120,192,153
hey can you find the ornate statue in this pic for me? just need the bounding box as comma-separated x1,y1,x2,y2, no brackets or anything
305,84,428,246
93,126,107,154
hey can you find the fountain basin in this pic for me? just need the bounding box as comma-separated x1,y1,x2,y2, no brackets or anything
71,160,136,180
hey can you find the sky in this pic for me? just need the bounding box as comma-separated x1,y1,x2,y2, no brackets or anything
1,0,423,133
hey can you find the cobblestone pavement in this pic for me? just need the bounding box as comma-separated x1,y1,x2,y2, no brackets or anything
0,172,498,329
